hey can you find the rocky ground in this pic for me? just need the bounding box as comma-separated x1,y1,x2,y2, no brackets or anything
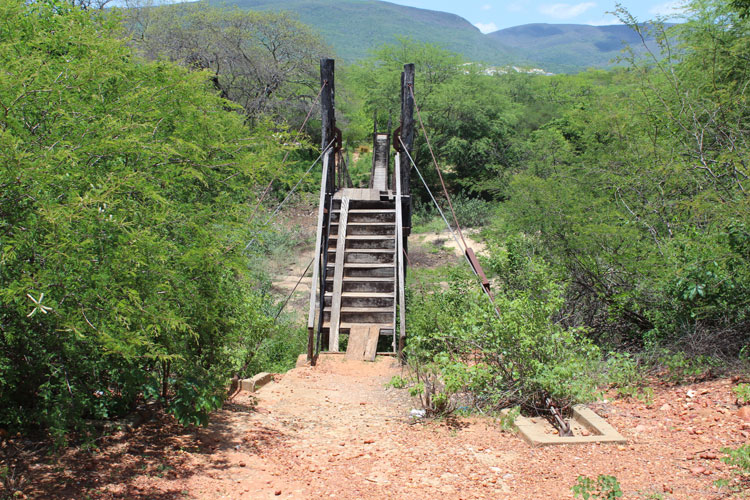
12,354,750,499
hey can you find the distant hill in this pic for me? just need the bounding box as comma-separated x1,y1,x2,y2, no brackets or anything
208,0,524,66
488,23,672,73
207,0,668,73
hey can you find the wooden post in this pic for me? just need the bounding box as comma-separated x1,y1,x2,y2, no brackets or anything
321,58,336,195
399,63,414,249
307,58,336,362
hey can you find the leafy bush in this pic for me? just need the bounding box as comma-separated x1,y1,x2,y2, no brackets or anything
405,259,602,415
572,475,623,499
245,326,308,375
0,0,285,435
733,384,750,404
449,194,493,228
717,444,750,492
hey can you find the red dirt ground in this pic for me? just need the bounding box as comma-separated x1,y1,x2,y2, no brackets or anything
9,354,750,499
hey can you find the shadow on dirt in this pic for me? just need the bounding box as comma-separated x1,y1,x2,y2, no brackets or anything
14,396,286,500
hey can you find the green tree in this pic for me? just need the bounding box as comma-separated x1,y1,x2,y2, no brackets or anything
0,0,286,435
125,1,329,126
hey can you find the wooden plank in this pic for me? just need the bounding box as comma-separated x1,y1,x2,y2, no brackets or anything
345,325,369,360
329,196,349,351
395,153,407,354
345,325,380,361
363,325,380,362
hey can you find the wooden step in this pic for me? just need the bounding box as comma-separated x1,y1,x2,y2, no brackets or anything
322,306,393,324
329,235,394,250
327,249,394,264
326,262,394,277
324,291,394,308
320,322,394,336
331,209,395,223
324,277,394,293
330,223,395,236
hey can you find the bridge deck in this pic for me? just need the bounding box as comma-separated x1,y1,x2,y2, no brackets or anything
372,133,389,191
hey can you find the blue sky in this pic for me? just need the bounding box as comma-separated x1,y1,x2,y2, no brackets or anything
387,0,686,32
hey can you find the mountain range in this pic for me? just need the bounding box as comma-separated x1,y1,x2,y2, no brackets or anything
209,0,667,73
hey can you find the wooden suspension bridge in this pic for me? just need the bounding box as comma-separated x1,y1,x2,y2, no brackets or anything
306,59,415,363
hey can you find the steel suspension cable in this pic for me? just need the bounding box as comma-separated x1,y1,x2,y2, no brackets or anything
243,138,336,252
400,138,501,319
408,84,469,252
274,257,314,321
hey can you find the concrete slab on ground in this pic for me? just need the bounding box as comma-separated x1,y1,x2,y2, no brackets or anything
508,405,627,446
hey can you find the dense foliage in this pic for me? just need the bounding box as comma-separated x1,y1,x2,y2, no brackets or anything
0,0,292,438
345,0,750,414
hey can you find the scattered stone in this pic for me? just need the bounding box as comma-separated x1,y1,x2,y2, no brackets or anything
659,404,671,411
635,424,647,433
410,409,426,418
238,462,246,467
275,490,282,496
690,466,706,475
737,406,750,421
699,452,718,460
686,389,697,398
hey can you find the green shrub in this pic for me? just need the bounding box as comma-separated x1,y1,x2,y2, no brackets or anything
717,444,750,492
572,475,623,499
245,326,308,375
406,258,602,414
0,0,285,434
449,193,493,228
733,384,750,404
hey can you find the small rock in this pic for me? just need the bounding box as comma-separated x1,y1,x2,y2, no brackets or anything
580,430,591,437
239,462,246,467
275,490,282,496
690,466,706,475
364,439,374,444
634,424,647,433
700,452,718,460
660,404,671,411
410,409,426,418
687,389,697,398
737,406,750,421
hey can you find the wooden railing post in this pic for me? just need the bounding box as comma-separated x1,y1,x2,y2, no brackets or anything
321,58,336,195
307,58,336,363
400,63,414,246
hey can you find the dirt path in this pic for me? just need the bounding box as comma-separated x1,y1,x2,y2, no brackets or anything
27,356,748,500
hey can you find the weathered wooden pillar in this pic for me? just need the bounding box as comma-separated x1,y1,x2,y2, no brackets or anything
308,58,336,363
320,58,336,195
399,63,414,240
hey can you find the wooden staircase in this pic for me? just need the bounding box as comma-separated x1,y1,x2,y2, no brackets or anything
320,190,397,351
307,58,412,362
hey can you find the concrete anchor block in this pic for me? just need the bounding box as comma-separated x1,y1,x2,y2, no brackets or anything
239,372,273,392
502,404,627,447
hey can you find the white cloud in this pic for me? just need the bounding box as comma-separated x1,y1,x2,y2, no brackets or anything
649,1,684,16
475,22,499,33
481,3,492,10
538,2,597,19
